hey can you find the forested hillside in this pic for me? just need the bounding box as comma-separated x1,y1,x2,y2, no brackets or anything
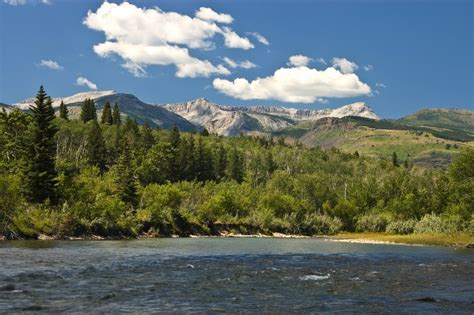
1,87,473,239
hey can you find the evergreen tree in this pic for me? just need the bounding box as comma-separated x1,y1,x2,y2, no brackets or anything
101,102,113,125
392,152,399,167
226,146,244,183
25,86,58,203
142,121,155,151
59,100,68,120
122,117,140,150
194,136,213,181
80,98,97,122
112,103,121,125
87,120,107,172
213,143,227,181
114,149,138,207
169,124,181,148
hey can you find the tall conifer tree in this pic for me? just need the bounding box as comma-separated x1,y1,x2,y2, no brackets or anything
112,103,121,125
87,120,107,172
80,98,97,122
59,100,68,120
101,102,113,124
25,85,58,203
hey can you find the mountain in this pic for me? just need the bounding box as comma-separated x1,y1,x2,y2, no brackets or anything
398,108,474,133
163,98,379,136
13,91,195,131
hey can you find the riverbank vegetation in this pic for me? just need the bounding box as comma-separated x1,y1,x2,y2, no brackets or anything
1,87,473,240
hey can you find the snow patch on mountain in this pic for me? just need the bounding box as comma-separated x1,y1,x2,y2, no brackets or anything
13,90,116,110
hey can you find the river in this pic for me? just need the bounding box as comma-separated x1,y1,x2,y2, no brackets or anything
0,238,473,313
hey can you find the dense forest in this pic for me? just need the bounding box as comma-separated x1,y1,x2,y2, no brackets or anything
0,87,473,239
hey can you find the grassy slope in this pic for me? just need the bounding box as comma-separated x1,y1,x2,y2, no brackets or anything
399,108,474,133
301,126,473,167
273,115,474,169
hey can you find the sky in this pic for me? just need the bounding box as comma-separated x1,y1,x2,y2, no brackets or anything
0,0,472,118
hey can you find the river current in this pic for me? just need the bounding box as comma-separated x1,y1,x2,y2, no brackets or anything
0,238,473,313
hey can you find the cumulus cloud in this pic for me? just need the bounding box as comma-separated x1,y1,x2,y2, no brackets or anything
76,77,97,90
38,59,63,70
84,2,254,78
223,57,256,69
213,57,371,103
376,82,387,88
195,7,233,24
288,55,312,67
212,68,371,103
331,57,358,74
364,64,374,71
247,32,269,45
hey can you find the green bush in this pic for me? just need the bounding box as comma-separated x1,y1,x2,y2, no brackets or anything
355,213,388,232
386,219,416,234
12,204,61,238
301,213,343,235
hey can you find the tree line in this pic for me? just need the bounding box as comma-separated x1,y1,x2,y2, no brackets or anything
0,86,473,239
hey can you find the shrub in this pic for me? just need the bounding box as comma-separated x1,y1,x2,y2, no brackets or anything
414,214,444,234
301,213,343,235
12,204,61,238
355,213,388,232
386,219,416,234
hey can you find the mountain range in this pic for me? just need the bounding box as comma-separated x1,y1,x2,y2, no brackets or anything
3,90,473,168
9,90,379,135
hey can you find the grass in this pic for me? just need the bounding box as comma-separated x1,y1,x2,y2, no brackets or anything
299,126,474,168
332,232,474,247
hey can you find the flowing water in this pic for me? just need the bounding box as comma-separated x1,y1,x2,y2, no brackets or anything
0,238,473,313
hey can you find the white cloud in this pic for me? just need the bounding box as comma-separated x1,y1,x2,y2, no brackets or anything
331,57,358,74
3,0,50,5
84,2,253,78
3,0,26,5
38,59,63,70
316,58,327,65
364,64,374,71
213,61,371,103
247,32,269,45
375,83,387,88
288,55,312,67
76,77,97,90
223,57,256,69
221,27,254,50
195,7,233,24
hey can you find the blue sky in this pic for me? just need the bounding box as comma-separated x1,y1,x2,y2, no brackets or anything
0,0,472,118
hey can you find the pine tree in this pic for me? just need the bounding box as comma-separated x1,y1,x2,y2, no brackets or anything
213,143,227,181
59,100,68,120
142,121,155,150
25,85,58,203
80,98,97,122
114,149,138,207
170,124,181,148
112,103,121,125
194,136,213,181
101,102,113,125
227,146,244,183
87,120,107,172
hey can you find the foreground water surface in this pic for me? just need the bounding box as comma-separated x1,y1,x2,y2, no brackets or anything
0,238,473,313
